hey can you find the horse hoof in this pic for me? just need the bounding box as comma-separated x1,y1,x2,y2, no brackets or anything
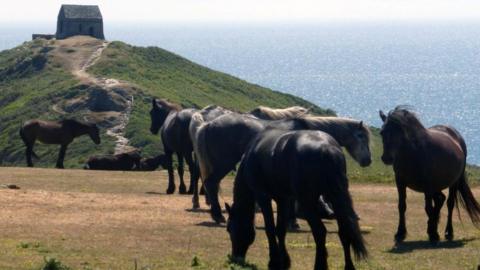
179,186,187,194
187,188,194,195
166,187,175,194
429,233,440,244
445,232,454,241
213,215,226,224
199,189,206,195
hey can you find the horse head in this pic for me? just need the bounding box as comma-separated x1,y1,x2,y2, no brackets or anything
150,98,181,135
345,121,372,167
88,124,101,145
379,107,425,165
225,203,255,260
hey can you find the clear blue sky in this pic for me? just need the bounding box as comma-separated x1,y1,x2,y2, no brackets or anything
2,0,480,23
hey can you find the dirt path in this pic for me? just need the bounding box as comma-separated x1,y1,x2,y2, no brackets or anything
50,36,136,154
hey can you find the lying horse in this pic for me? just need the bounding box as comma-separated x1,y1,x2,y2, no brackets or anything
150,99,231,194
20,119,100,168
227,129,367,270
190,113,371,223
379,107,480,243
249,105,310,120
85,152,141,171
137,155,169,171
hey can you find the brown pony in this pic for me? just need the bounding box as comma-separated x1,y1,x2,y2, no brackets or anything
379,107,480,243
20,119,100,168
249,105,310,120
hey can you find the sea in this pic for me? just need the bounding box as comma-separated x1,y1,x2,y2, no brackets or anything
1,22,479,164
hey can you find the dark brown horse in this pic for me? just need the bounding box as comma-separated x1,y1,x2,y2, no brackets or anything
149,99,231,194
85,151,141,171
137,155,169,171
379,107,480,243
190,113,371,223
227,129,367,270
20,119,100,168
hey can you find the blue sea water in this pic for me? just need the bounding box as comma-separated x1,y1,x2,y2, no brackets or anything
1,22,479,164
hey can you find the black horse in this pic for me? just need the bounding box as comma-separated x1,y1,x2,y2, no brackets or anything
190,112,371,223
379,107,480,243
227,129,367,270
150,98,231,194
20,119,100,168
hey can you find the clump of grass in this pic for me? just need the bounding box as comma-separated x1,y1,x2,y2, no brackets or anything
39,257,71,270
226,255,258,270
18,241,40,249
191,255,202,267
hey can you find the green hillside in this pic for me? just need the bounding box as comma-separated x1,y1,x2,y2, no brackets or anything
0,38,478,184
0,38,331,168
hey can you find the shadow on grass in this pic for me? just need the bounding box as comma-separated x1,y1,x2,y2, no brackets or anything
388,237,476,254
145,191,164,195
195,221,226,228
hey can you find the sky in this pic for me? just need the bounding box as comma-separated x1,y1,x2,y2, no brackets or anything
1,0,480,23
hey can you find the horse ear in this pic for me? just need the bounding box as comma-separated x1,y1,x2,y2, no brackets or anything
358,121,363,129
225,203,231,215
152,98,158,108
379,110,387,122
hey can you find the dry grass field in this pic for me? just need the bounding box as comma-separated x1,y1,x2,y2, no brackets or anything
0,167,478,269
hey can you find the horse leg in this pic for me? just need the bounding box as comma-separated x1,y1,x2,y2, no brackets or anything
395,183,407,243
445,185,457,241
176,153,187,194
287,199,300,231
26,143,34,167
433,191,446,239
205,174,225,223
56,144,67,169
256,195,282,269
276,199,292,269
165,151,176,194
300,197,328,270
186,155,200,209
186,153,198,195
424,193,439,244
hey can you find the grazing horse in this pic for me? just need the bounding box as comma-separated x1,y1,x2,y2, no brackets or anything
137,155,169,171
85,152,141,171
379,107,480,243
190,113,371,223
150,99,231,194
249,105,310,120
227,129,367,270
20,119,100,168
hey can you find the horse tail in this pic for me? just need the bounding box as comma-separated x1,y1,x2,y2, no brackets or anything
19,125,39,159
189,113,210,179
326,166,367,260
455,171,480,227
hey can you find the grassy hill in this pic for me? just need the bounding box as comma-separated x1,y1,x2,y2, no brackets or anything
0,37,478,184
0,38,331,168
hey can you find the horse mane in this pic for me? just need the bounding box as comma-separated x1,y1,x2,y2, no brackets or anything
386,106,426,137
301,116,371,143
156,98,182,112
250,105,310,120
